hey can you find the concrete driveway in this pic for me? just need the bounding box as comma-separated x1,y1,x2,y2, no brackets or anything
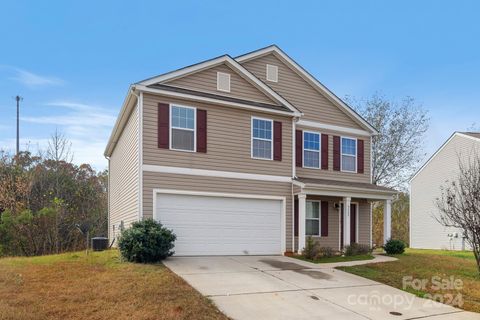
164,256,479,320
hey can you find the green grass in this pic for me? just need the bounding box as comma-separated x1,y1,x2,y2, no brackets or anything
0,250,227,320
339,248,480,313
293,254,374,264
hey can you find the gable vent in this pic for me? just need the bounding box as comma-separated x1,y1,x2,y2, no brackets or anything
266,64,278,82
217,72,231,92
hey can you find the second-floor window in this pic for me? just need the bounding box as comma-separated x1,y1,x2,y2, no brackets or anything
171,105,196,152
341,137,357,172
251,117,273,160
303,131,320,168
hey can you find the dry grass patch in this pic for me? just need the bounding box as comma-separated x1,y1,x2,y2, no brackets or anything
0,250,228,320
339,249,480,313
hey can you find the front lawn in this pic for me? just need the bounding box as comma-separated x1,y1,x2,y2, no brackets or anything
294,254,374,264
338,248,480,313
0,250,227,320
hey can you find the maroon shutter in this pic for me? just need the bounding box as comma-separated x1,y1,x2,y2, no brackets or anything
197,109,207,153
295,130,303,167
350,204,356,243
321,134,328,170
294,199,299,237
158,103,169,149
333,136,340,171
321,201,328,237
273,121,282,161
357,139,364,173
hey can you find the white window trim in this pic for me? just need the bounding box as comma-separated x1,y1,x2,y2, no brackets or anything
251,116,274,161
340,136,357,173
266,64,278,82
217,72,231,92
169,104,197,153
302,130,321,169
306,200,321,237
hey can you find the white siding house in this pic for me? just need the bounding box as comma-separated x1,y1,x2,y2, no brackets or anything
410,132,480,250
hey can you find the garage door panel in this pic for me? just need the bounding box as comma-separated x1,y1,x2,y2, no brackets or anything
155,193,283,255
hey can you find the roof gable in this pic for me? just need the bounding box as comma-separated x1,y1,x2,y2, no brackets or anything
137,55,301,116
236,45,378,134
410,132,480,182
164,63,277,105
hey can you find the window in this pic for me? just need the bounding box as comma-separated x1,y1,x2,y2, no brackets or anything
171,105,196,151
306,201,320,236
341,137,357,172
217,72,231,92
266,64,278,82
252,117,273,160
303,131,320,168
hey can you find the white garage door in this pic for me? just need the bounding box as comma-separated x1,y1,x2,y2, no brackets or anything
155,192,283,256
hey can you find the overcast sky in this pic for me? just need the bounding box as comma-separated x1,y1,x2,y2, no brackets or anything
1,1,479,171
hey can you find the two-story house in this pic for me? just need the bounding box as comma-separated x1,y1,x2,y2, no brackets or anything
410,132,480,250
104,45,396,256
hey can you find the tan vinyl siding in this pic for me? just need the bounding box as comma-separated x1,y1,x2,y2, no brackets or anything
241,53,363,129
357,201,371,246
296,126,371,183
304,196,341,250
142,171,294,251
410,134,479,250
109,104,139,241
295,196,371,251
142,93,293,177
164,63,277,105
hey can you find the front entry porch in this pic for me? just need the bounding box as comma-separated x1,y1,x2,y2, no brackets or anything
293,178,397,253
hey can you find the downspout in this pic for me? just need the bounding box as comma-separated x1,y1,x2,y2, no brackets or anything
130,87,142,222
291,116,299,253
104,155,111,242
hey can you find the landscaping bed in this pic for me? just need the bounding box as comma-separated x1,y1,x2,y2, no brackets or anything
293,254,374,264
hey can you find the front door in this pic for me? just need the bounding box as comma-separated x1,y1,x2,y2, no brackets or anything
340,203,357,248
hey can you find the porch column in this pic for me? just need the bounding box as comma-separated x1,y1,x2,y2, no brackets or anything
298,194,306,253
384,199,392,244
343,197,351,247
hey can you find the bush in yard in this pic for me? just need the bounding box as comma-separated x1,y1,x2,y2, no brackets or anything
302,236,320,260
383,239,405,255
118,219,176,263
316,246,336,259
344,243,372,256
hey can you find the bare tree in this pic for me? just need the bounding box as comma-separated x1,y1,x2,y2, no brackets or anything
436,153,480,272
46,129,73,163
45,130,73,253
346,94,429,189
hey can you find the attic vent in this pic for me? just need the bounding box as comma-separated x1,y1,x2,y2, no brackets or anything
217,72,231,92
266,64,278,82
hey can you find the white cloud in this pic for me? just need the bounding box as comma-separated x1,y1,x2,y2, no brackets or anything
10,68,64,87
14,100,116,170
22,100,116,131
0,137,107,170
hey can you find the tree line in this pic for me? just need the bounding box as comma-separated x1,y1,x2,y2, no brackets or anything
0,132,107,256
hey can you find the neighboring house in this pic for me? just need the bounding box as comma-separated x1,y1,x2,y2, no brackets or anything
104,45,396,256
410,132,480,251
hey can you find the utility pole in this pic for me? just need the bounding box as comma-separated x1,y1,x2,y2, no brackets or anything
15,95,23,157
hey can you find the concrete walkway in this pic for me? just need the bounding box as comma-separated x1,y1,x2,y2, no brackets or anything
164,255,479,320
301,253,398,268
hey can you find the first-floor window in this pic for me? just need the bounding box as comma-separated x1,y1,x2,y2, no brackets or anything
303,131,320,168
252,117,273,159
306,201,320,236
171,105,196,151
341,137,357,172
